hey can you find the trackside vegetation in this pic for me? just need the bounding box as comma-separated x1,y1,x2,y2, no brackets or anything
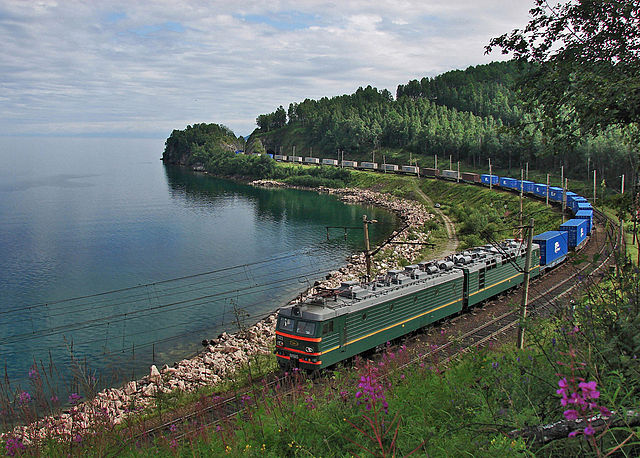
7,253,639,456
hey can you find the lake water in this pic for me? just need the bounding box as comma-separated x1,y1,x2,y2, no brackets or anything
0,137,398,390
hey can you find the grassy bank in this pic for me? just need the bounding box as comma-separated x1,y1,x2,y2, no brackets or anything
32,256,639,456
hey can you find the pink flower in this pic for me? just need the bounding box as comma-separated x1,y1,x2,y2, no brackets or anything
584,425,596,436
579,381,600,399
563,409,579,421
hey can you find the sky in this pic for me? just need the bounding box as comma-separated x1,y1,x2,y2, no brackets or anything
0,1,534,138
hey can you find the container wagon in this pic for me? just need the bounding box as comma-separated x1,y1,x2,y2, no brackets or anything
401,165,420,175
559,219,589,249
359,162,378,171
342,160,358,168
499,177,518,189
441,169,459,181
290,156,303,163
481,174,499,186
574,210,593,234
576,202,593,213
548,186,564,202
304,157,320,165
461,172,481,184
274,155,287,162
532,183,548,198
381,164,399,173
322,159,339,166
533,231,569,269
422,168,439,178
569,196,588,213
522,181,534,194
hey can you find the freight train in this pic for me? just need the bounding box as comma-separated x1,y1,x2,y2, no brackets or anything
273,157,594,371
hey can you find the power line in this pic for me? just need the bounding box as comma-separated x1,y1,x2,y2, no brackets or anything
0,248,322,316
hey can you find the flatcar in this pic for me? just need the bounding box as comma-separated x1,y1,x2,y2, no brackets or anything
440,169,459,181
359,162,378,171
461,172,481,184
275,240,539,371
401,165,419,175
481,174,499,186
421,168,439,178
559,219,589,249
533,231,568,269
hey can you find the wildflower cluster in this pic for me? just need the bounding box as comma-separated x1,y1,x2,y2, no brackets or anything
557,377,611,437
4,437,25,456
68,393,82,405
355,366,388,413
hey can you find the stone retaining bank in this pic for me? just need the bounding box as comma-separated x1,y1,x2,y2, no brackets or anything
3,182,434,445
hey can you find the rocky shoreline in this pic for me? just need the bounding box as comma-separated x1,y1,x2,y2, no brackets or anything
3,181,435,445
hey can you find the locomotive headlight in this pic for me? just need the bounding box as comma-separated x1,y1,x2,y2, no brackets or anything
277,339,284,346
305,346,313,353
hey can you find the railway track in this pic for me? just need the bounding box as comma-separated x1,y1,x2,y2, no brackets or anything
110,209,617,454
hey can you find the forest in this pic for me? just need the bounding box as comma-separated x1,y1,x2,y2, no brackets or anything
162,60,637,192
249,60,637,189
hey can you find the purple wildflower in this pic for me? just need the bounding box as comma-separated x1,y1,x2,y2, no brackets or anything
5,437,25,457
169,423,177,432
50,395,59,404
28,367,38,379
170,438,178,449
305,396,316,410
68,393,82,405
584,425,596,436
19,391,31,404
492,362,499,370
579,381,600,400
355,366,389,413
563,409,579,421
73,433,82,443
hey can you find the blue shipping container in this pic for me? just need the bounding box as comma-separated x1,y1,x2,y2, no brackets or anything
569,196,587,212
577,202,593,212
499,177,517,188
533,231,569,266
575,210,593,234
522,181,534,193
481,174,499,185
559,219,589,248
532,183,548,198
549,186,564,202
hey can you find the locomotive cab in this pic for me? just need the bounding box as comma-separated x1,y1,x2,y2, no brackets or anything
275,304,329,371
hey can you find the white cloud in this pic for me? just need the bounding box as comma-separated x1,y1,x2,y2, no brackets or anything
0,0,533,137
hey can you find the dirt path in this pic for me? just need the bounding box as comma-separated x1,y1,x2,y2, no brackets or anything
411,180,459,257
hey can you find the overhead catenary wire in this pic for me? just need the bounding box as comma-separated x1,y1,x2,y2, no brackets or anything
0,264,335,349
0,248,327,317
0,254,333,327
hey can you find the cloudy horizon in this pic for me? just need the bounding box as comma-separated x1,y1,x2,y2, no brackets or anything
1,1,533,138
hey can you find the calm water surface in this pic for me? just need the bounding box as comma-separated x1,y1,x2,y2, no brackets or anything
0,137,398,389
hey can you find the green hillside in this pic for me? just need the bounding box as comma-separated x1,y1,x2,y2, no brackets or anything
247,61,635,189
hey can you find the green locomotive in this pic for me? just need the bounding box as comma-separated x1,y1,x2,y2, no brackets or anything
275,240,540,371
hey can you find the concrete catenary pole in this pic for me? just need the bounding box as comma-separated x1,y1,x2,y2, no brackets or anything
546,174,550,207
517,217,535,350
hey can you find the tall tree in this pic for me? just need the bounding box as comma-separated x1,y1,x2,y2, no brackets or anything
486,0,640,136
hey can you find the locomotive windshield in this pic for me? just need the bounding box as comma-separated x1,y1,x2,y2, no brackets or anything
278,317,295,332
296,321,316,336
